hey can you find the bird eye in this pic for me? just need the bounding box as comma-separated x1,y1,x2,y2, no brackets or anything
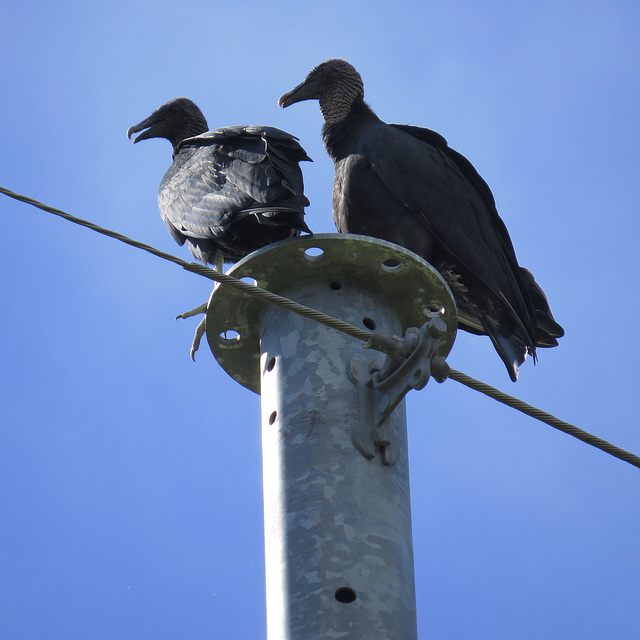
311,64,327,79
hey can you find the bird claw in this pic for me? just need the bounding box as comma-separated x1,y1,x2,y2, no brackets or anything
176,302,208,361
176,302,207,320
189,317,206,361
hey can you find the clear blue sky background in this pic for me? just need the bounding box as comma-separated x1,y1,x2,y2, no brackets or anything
1,1,639,638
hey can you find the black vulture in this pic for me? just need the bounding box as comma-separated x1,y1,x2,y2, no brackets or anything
127,97,312,358
279,59,563,381
127,97,312,269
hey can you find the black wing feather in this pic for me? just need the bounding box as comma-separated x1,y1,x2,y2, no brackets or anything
330,118,539,378
362,124,529,312
159,126,310,262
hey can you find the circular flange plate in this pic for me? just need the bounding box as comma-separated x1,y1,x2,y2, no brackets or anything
205,233,457,393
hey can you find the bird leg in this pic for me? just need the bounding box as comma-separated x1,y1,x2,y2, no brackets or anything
176,255,224,361
175,305,207,361
176,303,208,320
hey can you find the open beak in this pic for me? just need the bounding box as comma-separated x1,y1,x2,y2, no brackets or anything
126,115,158,143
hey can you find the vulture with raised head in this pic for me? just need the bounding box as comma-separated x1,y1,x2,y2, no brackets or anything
128,97,312,269
279,59,563,381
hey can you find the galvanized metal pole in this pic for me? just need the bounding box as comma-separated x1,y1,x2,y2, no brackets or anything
205,234,456,640
260,281,416,639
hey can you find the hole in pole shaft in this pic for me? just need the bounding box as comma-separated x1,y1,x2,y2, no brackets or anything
362,317,376,330
335,587,356,603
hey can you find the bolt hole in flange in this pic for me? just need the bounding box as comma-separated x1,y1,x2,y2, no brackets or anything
335,587,357,603
266,356,276,372
329,281,342,290
426,303,445,316
304,246,325,262
268,411,277,425
219,329,241,346
381,258,402,273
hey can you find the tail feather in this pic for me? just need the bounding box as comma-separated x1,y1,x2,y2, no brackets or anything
486,325,530,382
518,267,565,347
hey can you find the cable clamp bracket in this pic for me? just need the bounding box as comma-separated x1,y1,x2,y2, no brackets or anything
349,316,447,465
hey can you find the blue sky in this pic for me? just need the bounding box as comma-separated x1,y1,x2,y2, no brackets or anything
1,1,639,638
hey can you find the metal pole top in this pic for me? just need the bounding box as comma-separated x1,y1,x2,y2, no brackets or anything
203,233,457,392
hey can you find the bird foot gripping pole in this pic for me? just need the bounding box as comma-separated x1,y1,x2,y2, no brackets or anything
204,234,456,640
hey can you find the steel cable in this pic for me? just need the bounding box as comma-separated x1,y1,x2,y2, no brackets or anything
2,185,638,470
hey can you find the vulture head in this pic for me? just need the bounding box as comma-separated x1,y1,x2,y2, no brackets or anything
127,97,208,150
279,59,364,124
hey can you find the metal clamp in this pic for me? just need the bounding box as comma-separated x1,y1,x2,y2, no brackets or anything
348,316,447,465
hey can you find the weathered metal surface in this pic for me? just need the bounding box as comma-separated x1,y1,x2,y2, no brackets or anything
260,281,417,639
205,233,457,393
204,234,458,639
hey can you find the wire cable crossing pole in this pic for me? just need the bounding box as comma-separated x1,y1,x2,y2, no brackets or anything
3,185,639,469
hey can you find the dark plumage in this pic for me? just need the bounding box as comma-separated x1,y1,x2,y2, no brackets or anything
279,59,563,381
127,97,312,266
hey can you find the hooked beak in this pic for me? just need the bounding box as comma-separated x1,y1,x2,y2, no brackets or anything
126,115,159,143
278,77,321,108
